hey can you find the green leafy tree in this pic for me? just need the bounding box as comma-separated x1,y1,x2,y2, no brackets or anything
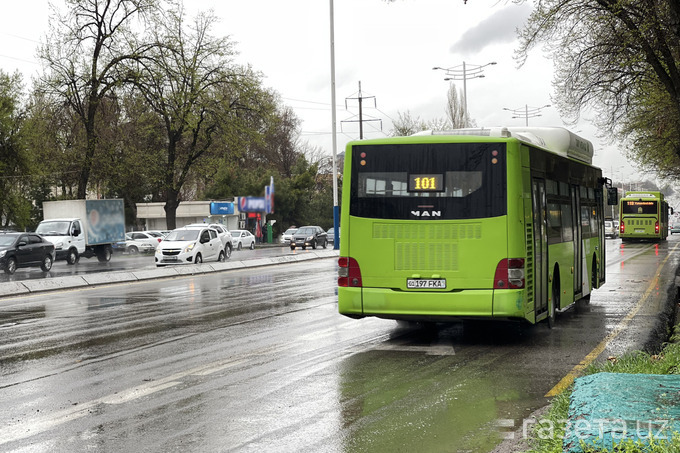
23,88,82,199
38,0,158,199
98,89,167,227
128,4,270,229
0,71,33,229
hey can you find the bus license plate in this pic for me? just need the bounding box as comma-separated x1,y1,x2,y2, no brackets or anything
407,279,446,289
635,229,645,233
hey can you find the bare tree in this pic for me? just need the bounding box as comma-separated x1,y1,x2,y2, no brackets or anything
446,82,468,128
39,0,157,199
255,104,304,179
129,4,266,228
517,0,680,165
390,110,428,136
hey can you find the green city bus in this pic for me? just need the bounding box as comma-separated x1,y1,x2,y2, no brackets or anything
619,191,670,242
338,127,617,325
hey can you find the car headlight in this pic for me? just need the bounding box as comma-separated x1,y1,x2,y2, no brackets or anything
306,236,313,241
183,243,196,253
53,241,64,250
0,250,6,258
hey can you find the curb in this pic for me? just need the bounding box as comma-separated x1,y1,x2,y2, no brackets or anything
0,250,339,298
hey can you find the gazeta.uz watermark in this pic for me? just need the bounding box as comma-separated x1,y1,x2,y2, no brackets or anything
495,417,676,440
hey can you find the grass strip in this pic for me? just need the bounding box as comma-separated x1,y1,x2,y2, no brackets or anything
524,328,680,452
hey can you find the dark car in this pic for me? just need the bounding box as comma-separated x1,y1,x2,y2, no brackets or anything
0,232,55,274
290,225,328,250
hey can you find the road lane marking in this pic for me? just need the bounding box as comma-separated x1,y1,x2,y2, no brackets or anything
545,242,679,397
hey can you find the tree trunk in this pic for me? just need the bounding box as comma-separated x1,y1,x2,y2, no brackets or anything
77,103,98,199
164,192,180,230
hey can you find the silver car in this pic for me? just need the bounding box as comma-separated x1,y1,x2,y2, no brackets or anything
280,228,298,244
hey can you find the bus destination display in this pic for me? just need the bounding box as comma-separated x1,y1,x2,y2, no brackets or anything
408,174,444,192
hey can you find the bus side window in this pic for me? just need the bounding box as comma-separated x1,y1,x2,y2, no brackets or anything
581,206,592,236
561,203,573,242
547,203,562,243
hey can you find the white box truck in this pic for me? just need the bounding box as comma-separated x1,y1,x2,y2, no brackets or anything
35,199,126,264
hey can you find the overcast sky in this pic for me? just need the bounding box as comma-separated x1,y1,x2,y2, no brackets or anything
0,0,640,182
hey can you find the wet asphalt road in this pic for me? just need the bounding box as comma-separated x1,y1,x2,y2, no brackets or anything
0,245,298,282
0,238,678,452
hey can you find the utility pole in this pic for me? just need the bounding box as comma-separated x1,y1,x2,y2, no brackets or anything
342,81,382,139
503,104,551,126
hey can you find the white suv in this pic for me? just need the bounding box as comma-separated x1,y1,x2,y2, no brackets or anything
155,227,225,266
184,223,233,259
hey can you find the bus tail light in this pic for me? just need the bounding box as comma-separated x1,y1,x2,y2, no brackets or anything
655,221,659,234
494,258,525,289
620,221,625,234
339,257,363,287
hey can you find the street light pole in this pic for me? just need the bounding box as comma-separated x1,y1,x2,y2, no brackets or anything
433,61,496,126
502,104,551,126
329,0,339,250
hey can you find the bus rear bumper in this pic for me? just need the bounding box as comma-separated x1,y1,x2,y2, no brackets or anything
338,287,528,321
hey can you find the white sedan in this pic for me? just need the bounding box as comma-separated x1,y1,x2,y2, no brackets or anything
124,231,164,254
280,228,298,244
230,230,256,250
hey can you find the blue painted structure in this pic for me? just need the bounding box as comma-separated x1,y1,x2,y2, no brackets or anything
564,372,680,452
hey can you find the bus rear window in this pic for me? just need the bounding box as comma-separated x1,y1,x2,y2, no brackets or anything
350,142,507,220
358,171,483,198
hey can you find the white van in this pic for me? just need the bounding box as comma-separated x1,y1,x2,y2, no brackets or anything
604,221,618,238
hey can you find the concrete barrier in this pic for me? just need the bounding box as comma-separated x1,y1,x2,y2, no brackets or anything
0,281,32,298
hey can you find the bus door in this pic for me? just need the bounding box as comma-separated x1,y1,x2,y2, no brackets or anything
571,186,582,295
595,187,605,283
532,178,549,317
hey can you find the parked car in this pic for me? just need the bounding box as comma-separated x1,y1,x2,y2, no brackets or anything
604,221,618,239
671,224,680,234
147,230,170,237
290,226,328,250
326,227,340,244
155,227,225,266
184,223,233,259
230,230,256,250
280,227,298,244
123,231,164,254
0,232,55,274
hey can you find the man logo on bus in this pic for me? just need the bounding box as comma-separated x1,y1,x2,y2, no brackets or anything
411,210,442,218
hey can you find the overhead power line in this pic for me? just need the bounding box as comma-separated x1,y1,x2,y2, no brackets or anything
341,81,382,139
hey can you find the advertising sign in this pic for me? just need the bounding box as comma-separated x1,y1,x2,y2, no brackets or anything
238,197,266,212
210,202,234,215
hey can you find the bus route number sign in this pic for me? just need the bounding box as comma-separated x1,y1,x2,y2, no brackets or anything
408,174,444,192
407,278,447,289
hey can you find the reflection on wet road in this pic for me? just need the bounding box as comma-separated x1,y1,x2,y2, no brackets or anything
0,245,309,282
0,237,678,452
